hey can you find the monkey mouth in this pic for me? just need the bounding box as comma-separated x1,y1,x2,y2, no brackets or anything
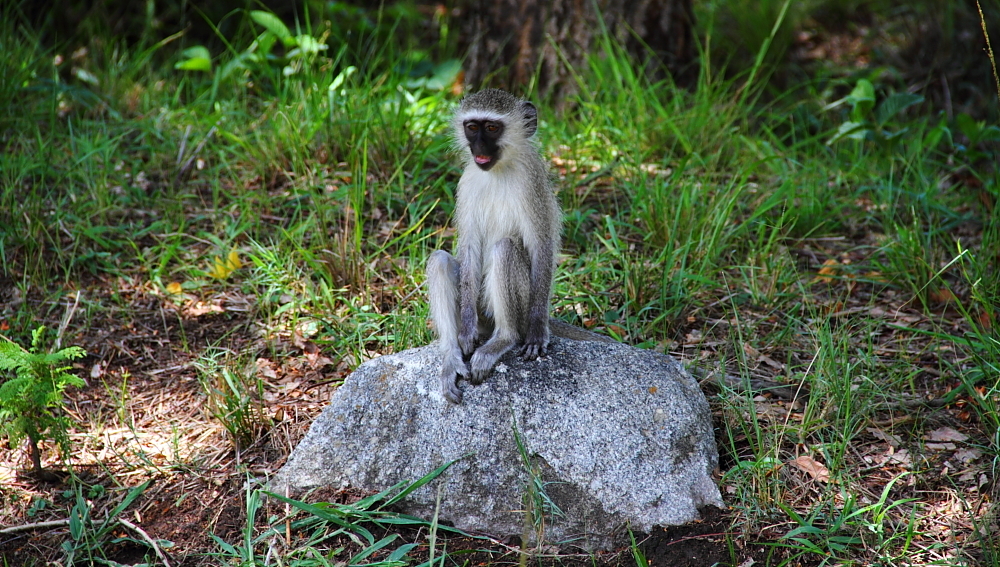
474,155,492,165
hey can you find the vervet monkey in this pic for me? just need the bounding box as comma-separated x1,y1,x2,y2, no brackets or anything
427,89,562,404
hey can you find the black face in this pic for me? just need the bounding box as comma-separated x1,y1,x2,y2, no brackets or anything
464,119,504,171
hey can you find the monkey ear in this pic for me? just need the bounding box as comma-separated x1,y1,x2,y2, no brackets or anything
521,101,538,137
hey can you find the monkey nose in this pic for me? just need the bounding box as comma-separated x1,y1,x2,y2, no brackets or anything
474,155,491,165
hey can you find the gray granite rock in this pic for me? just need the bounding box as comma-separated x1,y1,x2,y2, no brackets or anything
270,337,722,550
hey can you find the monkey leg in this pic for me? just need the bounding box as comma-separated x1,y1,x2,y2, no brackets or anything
469,238,530,384
427,250,468,403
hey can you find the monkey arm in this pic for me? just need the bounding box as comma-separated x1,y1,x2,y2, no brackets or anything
521,239,554,359
457,242,482,356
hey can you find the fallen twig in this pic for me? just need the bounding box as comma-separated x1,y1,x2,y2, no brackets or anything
174,122,219,186
0,518,70,534
176,124,192,167
118,517,173,567
54,290,82,351
692,365,803,402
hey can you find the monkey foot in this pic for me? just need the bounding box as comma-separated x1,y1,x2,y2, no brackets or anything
441,377,463,404
520,340,548,360
440,351,468,404
469,351,500,384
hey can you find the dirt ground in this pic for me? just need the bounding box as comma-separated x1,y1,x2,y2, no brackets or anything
0,275,801,566
0,259,990,566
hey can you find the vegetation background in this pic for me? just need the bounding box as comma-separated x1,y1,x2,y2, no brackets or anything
1,0,999,565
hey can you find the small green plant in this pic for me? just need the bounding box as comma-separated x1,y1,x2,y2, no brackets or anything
26,496,49,517
824,79,924,149
174,9,330,100
511,414,564,557
876,215,955,311
63,480,159,566
629,528,649,567
0,326,86,473
953,112,1000,162
773,475,918,566
193,349,271,451
255,461,467,566
922,111,1000,170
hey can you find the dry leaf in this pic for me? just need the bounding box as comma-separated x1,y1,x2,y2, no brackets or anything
256,358,278,380
789,455,830,483
812,259,839,284
866,427,902,447
450,70,465,96
306,351,334,369
864,270,888,283
954,448,982,463
925,442,957,451
977,311,994,330
925,426,968,443
885,448,912,467
759,353,785,370
928,288,956,303
184,301,225,316
207,249,242,279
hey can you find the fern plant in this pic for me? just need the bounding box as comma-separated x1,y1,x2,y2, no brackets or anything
0,327,86,473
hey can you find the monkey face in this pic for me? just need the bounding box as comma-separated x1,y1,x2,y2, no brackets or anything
463,119,505,171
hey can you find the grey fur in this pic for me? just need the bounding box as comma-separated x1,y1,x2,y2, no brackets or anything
428,89,561,403
459,88,521,114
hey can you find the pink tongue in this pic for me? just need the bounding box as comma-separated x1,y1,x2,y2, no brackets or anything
474,155,491,164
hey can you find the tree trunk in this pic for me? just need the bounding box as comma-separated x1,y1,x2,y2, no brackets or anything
457,0,696,100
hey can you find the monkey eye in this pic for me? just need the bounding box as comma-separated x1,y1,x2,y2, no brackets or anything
485,123,499,133
466,123,479,132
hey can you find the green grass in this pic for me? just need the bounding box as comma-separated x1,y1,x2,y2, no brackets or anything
1,1,999,565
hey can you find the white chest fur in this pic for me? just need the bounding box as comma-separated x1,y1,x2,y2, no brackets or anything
455,163,538,254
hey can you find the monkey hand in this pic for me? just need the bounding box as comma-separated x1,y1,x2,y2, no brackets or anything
440,348,468,404
468,349,495,385
520,330,549,360
458,327,478,357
